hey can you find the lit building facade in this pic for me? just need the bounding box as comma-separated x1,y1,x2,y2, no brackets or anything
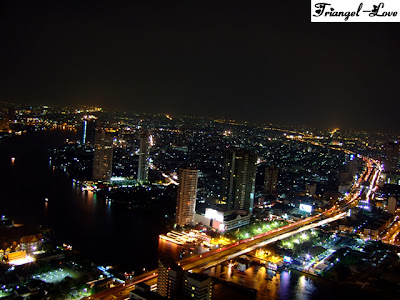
176,167,199,226
20,234,43,253
92,129,114,181
221,149,257,214
81,118,97,145
137,132,150,182
0,107,9,132
184,272,212,300
345,157,358,180
384,142,399,173
387,197,397,215
264,165,278,195
305,183,317,196
157,258,183,299
195,208,250,232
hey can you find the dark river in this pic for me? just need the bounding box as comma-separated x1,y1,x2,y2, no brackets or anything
0,130,161,272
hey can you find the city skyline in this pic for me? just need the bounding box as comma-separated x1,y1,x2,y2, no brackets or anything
1,2,400,132
0,104,399,299
1,1,400,299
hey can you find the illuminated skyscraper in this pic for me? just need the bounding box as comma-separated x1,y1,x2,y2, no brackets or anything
175,167,198,226
345,160,357,181
137,132,150,182
157,257,183,299
339,154,358,183
81,118,96,145
264,165,279,195
92,129,114,181
387,197,397,215
0,108,10,132
384,142,399,173
221,149,257,214
82,120,88,144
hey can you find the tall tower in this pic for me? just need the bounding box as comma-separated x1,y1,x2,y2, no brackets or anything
82,118,97,145
384,142,399,173
0,108,10,132
137,132,150,182
175,167,199,226
345,157,357,182
387,197,397,215
92,129,114,181
264,165,279,195
157,257,183,299
82,120,87,144
221,149,257,214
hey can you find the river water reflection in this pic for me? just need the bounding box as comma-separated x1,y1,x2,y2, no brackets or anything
206,263,387,300
0,130,161,272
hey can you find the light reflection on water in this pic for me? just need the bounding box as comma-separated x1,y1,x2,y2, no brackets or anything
294,275,316,300
157,238,180,259
0,131,164,272
205,264,383,300
206,265,323,300
279,270,291,299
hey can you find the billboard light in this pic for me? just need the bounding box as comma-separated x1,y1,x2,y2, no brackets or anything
205,208,224,223
299,204,312,213
283,256,292,263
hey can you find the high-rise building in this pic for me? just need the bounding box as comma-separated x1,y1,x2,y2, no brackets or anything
345,157,358,181
305,183,317,196
7,106,15,123
338,171,350,184
184,272,213,300
221,149,257,214
81,118,97,145
157,258,183,299
92,129,114,181
384,142,399,173
176,167,198,226
137,132,150,182
0,108,10,132
387,197,397,215
264,165,279,195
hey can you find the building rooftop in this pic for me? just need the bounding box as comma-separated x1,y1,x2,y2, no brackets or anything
185,272,210,282
20,234,43,243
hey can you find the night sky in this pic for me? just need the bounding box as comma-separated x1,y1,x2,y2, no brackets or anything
1,2,399,131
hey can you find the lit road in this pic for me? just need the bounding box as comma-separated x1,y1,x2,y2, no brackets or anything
85,210,351,300
149,162,179,185
186,212,348,273
85,272,158,300
381,211,400,245
86,156,381,300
